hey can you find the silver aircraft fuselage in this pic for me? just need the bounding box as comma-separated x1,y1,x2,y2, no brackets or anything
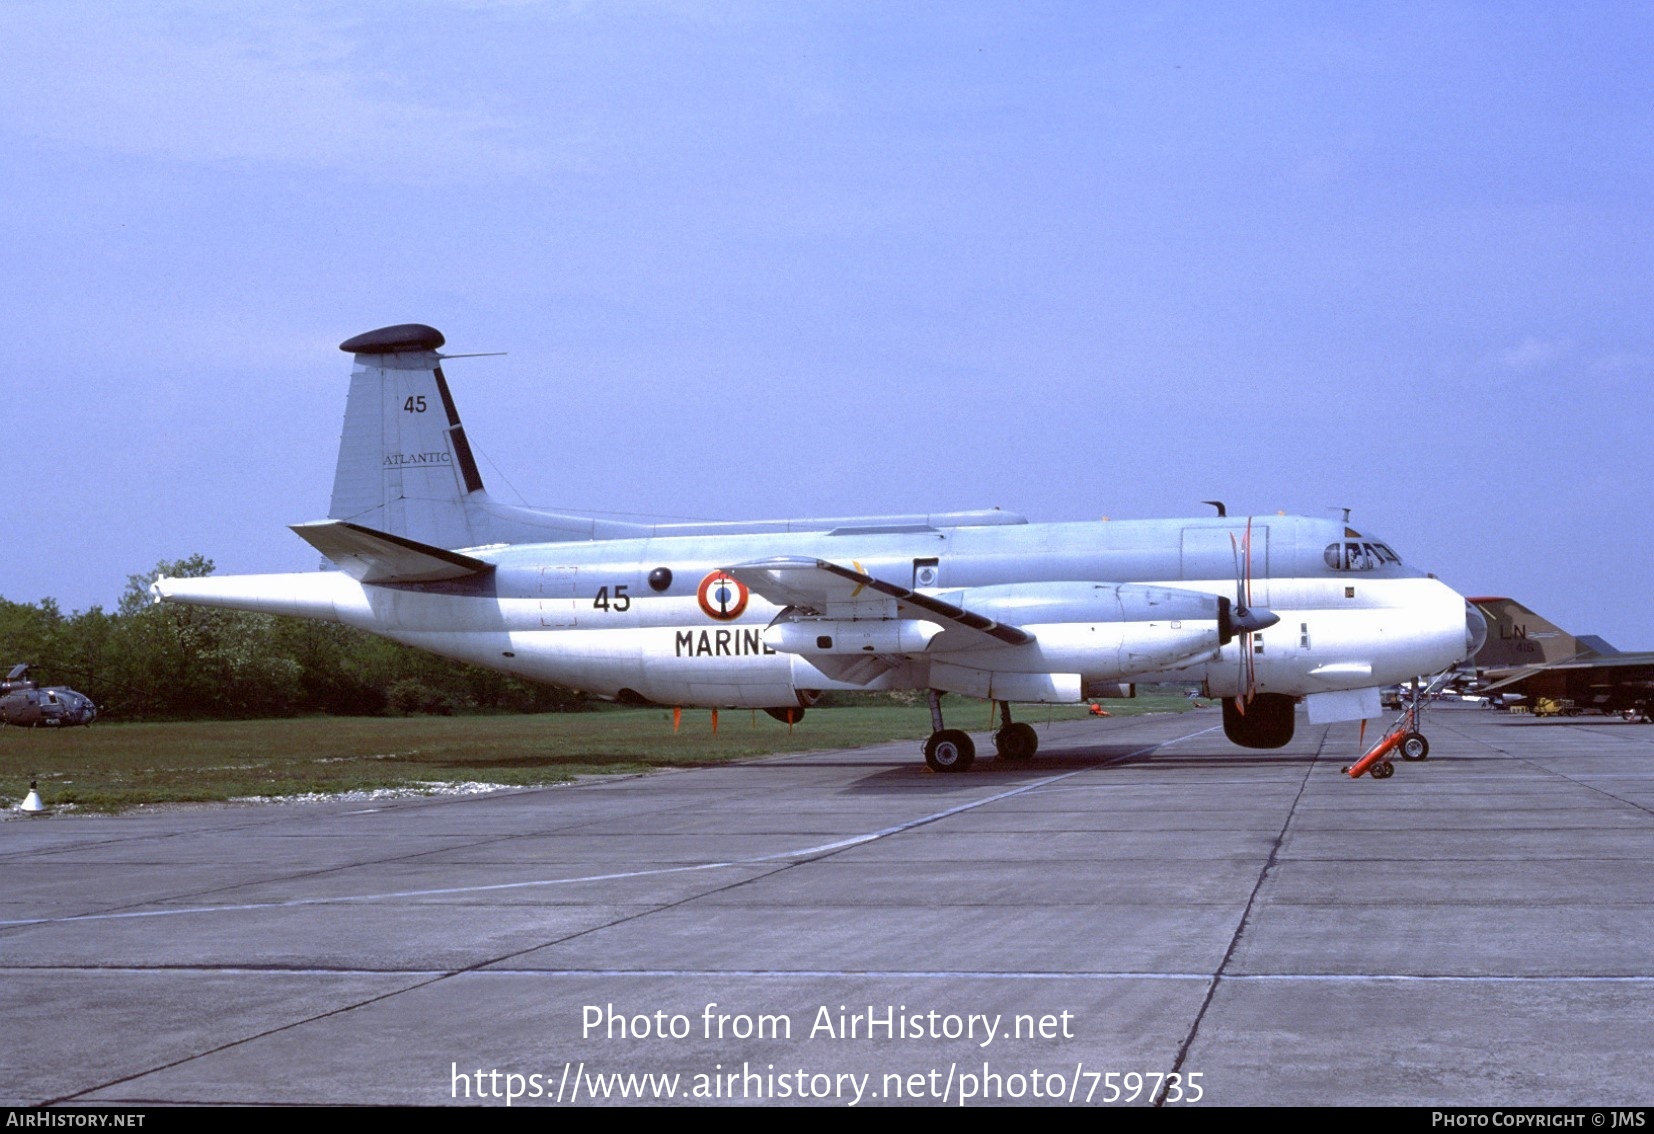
156,514,1473,711
150,323,1482,768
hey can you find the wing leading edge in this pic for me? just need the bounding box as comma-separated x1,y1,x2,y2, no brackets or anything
1480,653,1654,693
722,557,1033,647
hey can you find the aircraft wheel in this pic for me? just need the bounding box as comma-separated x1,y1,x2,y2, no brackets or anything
1371,760,1396,780
1399,732,1430,761
924,729,975,773
994,722,1038,760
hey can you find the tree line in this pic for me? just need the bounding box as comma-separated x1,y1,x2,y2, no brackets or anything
0,557,587,721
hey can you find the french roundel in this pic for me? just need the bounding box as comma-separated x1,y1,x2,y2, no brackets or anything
697,570,749,621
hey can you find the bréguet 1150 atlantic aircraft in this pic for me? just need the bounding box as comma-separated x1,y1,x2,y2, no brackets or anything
154,324,1486,772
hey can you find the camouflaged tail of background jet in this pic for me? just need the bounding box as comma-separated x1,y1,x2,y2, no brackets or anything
1471,597,1654,718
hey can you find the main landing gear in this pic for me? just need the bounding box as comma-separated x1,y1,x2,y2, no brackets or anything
923,694,1041,772
923,691,974,772
994,701,1038,761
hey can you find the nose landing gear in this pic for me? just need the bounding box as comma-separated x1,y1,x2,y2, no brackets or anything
1345,674,1446,781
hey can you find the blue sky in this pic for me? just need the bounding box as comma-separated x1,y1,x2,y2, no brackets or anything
6,2,1652,643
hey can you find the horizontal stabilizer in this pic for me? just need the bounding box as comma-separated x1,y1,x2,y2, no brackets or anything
290,520,494,584
724,557,1032,646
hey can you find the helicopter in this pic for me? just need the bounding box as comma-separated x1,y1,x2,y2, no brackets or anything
0,665,98,727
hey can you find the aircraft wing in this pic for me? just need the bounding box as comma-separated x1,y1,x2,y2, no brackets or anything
1478,665,1556,693
1480,653,1654,692
290,520,495,584
723,557,1033,646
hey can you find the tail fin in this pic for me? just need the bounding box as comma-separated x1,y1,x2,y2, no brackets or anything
324,323,1041,551
328,324,646,549
1469,597,1598,669
329,324,487,549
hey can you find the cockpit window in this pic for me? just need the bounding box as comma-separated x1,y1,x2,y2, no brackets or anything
1323,541,1402,571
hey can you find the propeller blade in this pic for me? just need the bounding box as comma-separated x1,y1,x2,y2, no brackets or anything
1229,531,1244,609
1228,528,1253,706
1229,517,1272,705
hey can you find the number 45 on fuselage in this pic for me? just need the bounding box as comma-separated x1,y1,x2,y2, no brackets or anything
152,324,1486,772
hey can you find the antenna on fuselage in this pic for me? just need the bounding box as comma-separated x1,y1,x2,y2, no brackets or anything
1202,501,1227,517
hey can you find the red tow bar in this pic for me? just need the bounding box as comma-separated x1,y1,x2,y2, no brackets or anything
1346,729,1404,779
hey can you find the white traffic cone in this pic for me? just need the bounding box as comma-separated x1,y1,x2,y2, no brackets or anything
20,780,46,816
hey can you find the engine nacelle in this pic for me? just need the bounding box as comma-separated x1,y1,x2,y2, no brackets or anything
941,581,1225,628
762,619,944,655
934,582,1227,687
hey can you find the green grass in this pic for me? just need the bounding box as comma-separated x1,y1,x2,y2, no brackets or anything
0,693,1199,812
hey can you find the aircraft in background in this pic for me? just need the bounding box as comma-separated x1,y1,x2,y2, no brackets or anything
1470,597,1654,719
0,665,98,727
152,323,1484,772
